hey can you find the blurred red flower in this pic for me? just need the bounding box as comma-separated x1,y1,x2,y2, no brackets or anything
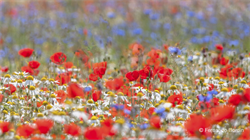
35,119,54,134
50,52,67,65
64,123,81,136
18,48,34,58
28,60,40,69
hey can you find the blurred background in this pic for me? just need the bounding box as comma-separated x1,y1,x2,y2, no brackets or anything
0,0,250,73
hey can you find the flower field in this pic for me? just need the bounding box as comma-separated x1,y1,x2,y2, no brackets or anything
1,0,250,139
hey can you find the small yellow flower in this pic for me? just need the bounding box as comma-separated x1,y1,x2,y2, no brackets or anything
233,85,238,89
117,92,124,96
241,80,247,84
46,104,53,110
29,86,36,90
50,94,56,98
137,92,144,97
91,116,98,120
115,118,125,124
27,76,34,80
221,88,228,92
15,135,20,140
43,101,48,106
37,113,44,117
87,99,94,104
170,85,177,90
2,110,8,114
59,111,66,116
219,100,225,103
4,74,11,78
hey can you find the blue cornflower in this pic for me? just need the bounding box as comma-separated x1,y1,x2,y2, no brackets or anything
132,28,142,36
168,47,181,55
198,93,213,102
84,86,92,92
188,56,193,62
207,90,218,95
107,12,115,18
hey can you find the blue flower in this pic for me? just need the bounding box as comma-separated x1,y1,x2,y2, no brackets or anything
84,87,92,92
111,104,124,111
188,56,193,62
132,28,142,36
207,90,218,95
144,9,152,15
124,109,131,115
140,123,149,130
107,12,115,18
168,47,181,55
187,11,195,17
198,94,213,102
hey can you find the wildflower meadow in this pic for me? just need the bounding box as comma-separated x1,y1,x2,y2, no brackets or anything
1,0,250,139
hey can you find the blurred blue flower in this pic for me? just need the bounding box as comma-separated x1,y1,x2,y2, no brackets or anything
203,36,210,43
5,36,12,43
149,13,160,20
163,23,171,30
140,123,149,130
107,12,116,18
49,20,57,28
0,50,6,58
207,90,218,95
229,40,239,46
198,93,213,102
187,11,195,17
144,9,152,15
150,32,157,40
132,28,142,36
188,56,193,62
168,47,181,55
34,38,45,45
124,109,131,115
209,17,217,24
84,86,92,92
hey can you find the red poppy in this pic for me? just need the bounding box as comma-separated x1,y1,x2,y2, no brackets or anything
0,94,4,102
4,84,16,94
215,44,223,51
21,66,34,75
18,48,34,58
147,49,161,59
238,128,250,140
93,62,107,78
64,62,74,69
28,61,40,69
227,68,245,79
129,43,144,55
84,127,103,140
209,105,235,124
220,57,229,65
228,94,242,106
167,94,183,107
56,73,71,85
126,71,139,81
243,88,250,102
64,123,81,136
139,65,153,79
105,76,124,91
158,74,171,82
140,107,155,119
0,122,12,133
55,90,67,103
36,101,44,107
100,119,115,137
150,116,161,129
184,114,211,137
92,90,101,102
89,73,98,81
35,119,54,134
50,52,67,65
1,67,8,73
17,125,35,138
67,83,84,98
